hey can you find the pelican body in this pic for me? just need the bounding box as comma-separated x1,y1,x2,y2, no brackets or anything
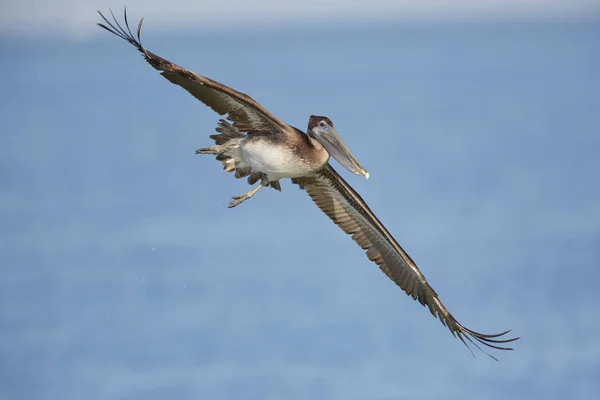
98,9,518,358
199,116,366,207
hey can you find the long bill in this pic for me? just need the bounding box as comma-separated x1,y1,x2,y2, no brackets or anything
314,127,369,179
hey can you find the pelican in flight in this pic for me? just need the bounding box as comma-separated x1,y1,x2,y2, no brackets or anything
98,9,517,359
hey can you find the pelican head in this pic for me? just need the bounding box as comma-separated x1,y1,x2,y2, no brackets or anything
308,115,369,179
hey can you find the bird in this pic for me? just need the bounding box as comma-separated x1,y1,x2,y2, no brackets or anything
97,8,518,359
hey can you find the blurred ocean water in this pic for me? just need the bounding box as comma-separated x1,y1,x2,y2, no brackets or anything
1,17,599,399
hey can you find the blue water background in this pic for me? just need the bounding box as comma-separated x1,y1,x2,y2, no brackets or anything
1,17,599,399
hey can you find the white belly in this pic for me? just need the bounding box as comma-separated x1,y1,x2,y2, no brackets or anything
239,139,312,180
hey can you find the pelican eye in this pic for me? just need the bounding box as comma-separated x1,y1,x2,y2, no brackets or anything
319,121,327,128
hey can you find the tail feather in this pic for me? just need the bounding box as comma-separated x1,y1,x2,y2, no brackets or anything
235,167,252,178
202,120,269,185
202,120,280,191
210,119,245,145
247,172,262,185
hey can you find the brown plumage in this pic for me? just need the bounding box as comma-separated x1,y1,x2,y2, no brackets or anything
97,9,289,135
98,8,518,359
293,166,517,358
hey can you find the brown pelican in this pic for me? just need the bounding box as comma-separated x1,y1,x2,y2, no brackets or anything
98,9,518,359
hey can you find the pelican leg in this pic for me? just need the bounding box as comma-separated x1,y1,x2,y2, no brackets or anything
228,182,265,208
195,139,239,155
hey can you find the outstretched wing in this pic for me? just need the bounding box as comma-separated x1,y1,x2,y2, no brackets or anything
97,9,290,134
293,165,518,359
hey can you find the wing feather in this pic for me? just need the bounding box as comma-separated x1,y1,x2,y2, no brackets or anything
97,8,289,134
294,165,519,359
